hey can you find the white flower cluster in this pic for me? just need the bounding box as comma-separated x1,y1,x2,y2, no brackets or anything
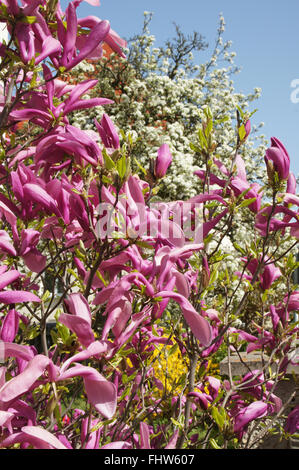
70,15,267,201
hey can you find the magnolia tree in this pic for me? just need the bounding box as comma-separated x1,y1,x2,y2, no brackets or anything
0,0,298,450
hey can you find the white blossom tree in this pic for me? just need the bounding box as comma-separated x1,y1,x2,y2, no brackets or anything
68,12,267,202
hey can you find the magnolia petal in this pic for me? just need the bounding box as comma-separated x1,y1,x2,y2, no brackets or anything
111,300,132,339
0,270,20,290
0,427,67,449
84,0,100,5
57,364,117,419
165,429,179,449
234,401,268,432
66,20,110,70
0,342,35,362
35,36,61,65
23,250,47,274
0,291,40,304
173,270,190,298
22,426,68,449
23,183,60,216
0,231,17,256
0,355,50,405
58,313,95,347
0,309,19,342
157,291,212,346
61,2,77,66
65,97,113,114
101,441,132,449
139,422,151,449
115,310,150,349
60,340,108,373
64,293,92,324
0,410,14,433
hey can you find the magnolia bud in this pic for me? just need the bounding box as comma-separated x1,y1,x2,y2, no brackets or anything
154,144,172,179
0,309,19,342
264,137,290,181
244,119,251,139
95,114,120,150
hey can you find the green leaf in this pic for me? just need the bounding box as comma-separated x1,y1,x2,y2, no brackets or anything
168,343,178,356
238,197,257,209
122,373,128,384
238,124,247,141
198,128,208,149
233,242,246,255
209,267,219,285
134,157,147,176
95,270,108,287
116,154,127,179
170,417,182,429
211,406,226,431
249,108,258,118
21,16,37,24
236,105,244,119
103,150,116,171
54,404,62,429
205,118,213,138
215,116,229,125
56,322,70,343
136,240,154,250
41,290,51,302
210,438,221,449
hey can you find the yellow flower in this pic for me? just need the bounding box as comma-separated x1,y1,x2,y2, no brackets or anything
149,339,219,398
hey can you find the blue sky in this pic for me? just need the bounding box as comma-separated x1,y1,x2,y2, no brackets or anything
62,0,299,177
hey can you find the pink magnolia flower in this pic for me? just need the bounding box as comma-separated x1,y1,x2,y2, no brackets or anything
286,172,297,194
236,256,281,291
234,401,268,433
0,309,19,342
264,137,290,181
0,340,117,420
156,291,212,347
10,69,113,130
0,425,68,449
18,229,46,273
77,15,127,58
0,354,51,409
284,406,299,435
95,113,120,149
195,154,263,213
154,144,172,179
0,265,40,304
244,119,251,140
0,230,16,258
57,348,117,419
255,205,299,238
0,410,14,434
189,376,221,410
59,293,95,347
139,421,151,449
80,416,102,449
56,4,112,71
